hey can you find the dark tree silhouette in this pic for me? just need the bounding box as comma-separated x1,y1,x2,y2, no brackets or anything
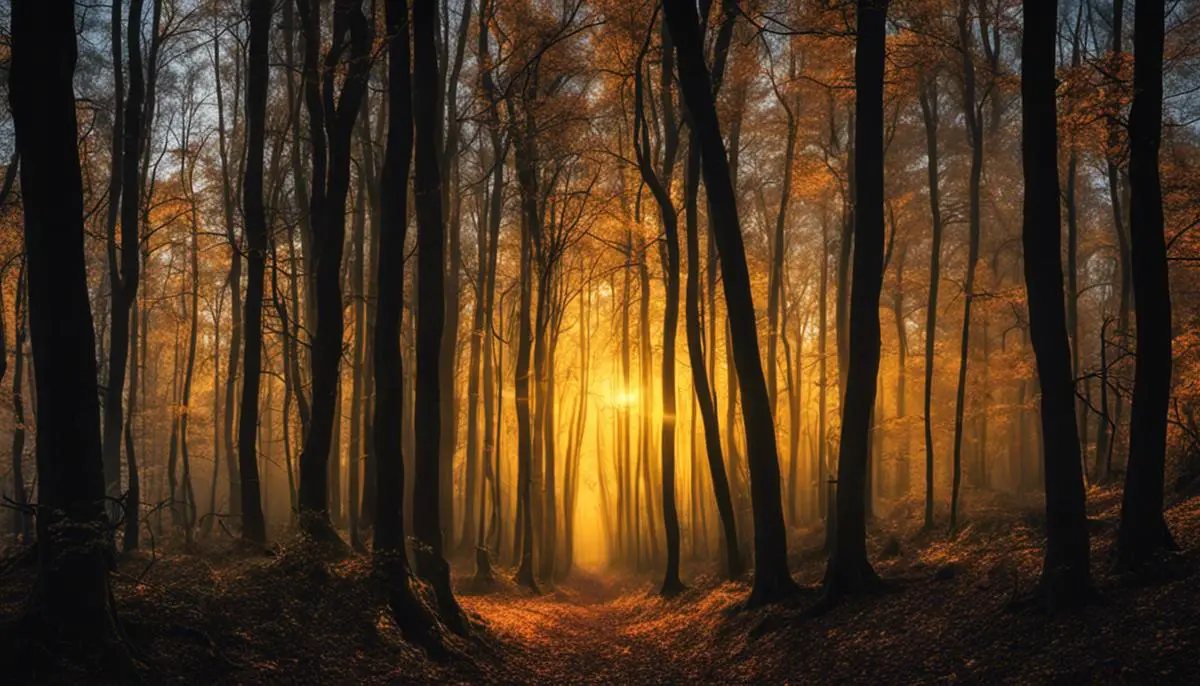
5,0,133,674
102,0,145,521
949,0,984,532
1020,0,1093,608
823,0,888,599
917,68,943,530
633,11,684,596
236,0,272,546
475,0,506,581
372,0,437,644
295,0,371,539
213,14,245,521
412,0,468,634
1117,0,1177,570
683,117,741,580
664,0,797,607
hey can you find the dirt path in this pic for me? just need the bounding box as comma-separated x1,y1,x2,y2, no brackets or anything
458,573,698,684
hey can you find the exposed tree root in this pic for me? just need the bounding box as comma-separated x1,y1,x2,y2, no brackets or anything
415,549,470,637
297,512,351,557
1114,516,1180,576
809,555,885,615
660,576,687,598
1007,565,1099,614
745,567,801,609
473,546,496,588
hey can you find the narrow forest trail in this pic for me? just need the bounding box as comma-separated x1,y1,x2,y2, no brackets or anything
459,572,702,684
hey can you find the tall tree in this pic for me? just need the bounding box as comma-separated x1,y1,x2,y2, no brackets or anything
1020,0,1092,607
373,0,433,643
102,0,146,520
633,10,684,595
439,0,474,551
213,13,245,520
665,0,797,607
949,0,985,532
475,0,506,578
295,0,371,538
1104,0,1132,477
236,0,272,545
917,67,943,530
412,0,467,633
824,0,888,598
683,94,741,580
8,0,133,672
1117,0,1176,569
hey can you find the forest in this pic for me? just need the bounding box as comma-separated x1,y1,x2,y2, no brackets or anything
2,0,1200,682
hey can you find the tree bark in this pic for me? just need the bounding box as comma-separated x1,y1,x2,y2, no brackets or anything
665,0,797,607
438,0,473,551
236,0,272,545
8,268,31,540
823,0,888,599
1020,0,1093,606
213,27,246,521
8,0,133,670
349,164,366,549
633,18,683,594
918,68,943,530
950,0,983,533
1117,0,1176,570
295,0,371,539
684,134,741,578
373,0,435,644
412,0,467,632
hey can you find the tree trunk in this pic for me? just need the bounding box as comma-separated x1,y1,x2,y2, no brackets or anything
950,0,983,533
823,0,888,598
513,112,541,591
372,0,434,644
1020,0,1093,606
476,0,506,578
684,134,741,578
296,0,371,539
349,166,366,549
213,17,245,520
665,0,797,607
918,68,943,530
1117,0,1176,570
636,244,658,568
412,0,467,632
8,269,31,540
1098,0,1131,478
102,0,136,509
633,22,684,593
767,73,798,423
621,233,633,565
8,0,133,670
236,0,272,545
892,237,909,497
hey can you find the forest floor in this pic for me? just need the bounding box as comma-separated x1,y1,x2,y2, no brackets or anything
3,485,1200,684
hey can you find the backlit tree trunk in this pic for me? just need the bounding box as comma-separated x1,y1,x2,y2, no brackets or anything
918,68,943,530
824,0,888,599
236,0,272,545
412,0,467,632
9,0,133,669
1020,0,1093,606
665,0,797,607
295,0,371,538
1117,0,1176,570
